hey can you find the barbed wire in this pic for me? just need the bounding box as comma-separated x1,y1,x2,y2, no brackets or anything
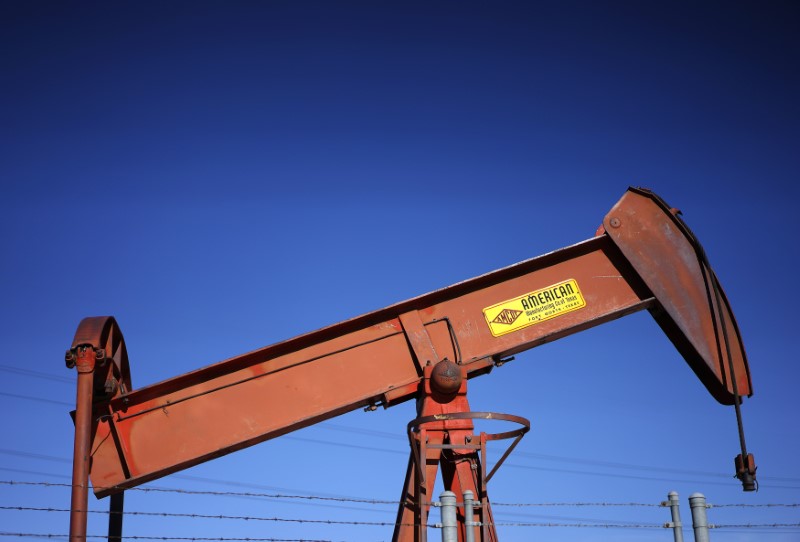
712,523,800,529
2,504,799,532
488,522,800,530
711,503,800,508
0,506,417,528
0,480,665,508
0,481,663,508
492,501,661,507
0,506,670,534
0,534,335,542
4,480,800,510
489,522,663,528
0,481,396,506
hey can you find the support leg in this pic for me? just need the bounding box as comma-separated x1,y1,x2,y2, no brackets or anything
69,347,97,542
393,430,446,542
109,492,124,541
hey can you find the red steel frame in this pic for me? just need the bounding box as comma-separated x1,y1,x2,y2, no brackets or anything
65,188,755,542
396,359,531,542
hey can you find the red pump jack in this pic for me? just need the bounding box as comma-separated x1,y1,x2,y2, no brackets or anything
64,188,757,542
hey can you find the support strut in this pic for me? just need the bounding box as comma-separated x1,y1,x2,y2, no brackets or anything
67,345,98,542
393,360,529,542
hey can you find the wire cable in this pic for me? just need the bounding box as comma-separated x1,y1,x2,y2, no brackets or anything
0,534,336,542
4,480,800,509
0,480,398,505
0,506,418,528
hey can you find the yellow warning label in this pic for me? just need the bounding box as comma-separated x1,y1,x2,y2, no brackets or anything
483,279,586,337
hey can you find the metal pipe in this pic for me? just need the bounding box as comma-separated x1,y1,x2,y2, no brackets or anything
419,431,428,542
69,347,96,542
440,491,457,542
689,493,711,542
463,490,475,542
665,491,684,542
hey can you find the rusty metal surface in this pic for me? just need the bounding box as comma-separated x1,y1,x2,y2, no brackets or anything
68,346,97,542
83,237,650,497
603,188,751,404
407,412,530,446
392,363,520,542
68,188,753,498
68,316,132,399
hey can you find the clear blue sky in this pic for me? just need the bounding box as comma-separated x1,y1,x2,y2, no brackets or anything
1,2,798,541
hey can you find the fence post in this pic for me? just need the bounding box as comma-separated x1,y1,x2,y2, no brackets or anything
463,490,476,542
663,491,684,542
689,493,711,542
440,491,457,542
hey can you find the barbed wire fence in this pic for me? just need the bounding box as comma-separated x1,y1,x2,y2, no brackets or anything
2,480,798,541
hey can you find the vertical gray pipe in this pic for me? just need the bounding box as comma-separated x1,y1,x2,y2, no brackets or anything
689,493,711,542
463,490,475,542
666,491,684,542
440,491,458,542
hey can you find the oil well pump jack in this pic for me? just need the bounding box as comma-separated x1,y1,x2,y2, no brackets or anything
65,187,756,542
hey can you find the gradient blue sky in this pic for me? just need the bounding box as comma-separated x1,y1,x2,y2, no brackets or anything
1,2,798,541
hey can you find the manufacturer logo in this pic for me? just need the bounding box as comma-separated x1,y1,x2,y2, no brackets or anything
491,309,523,325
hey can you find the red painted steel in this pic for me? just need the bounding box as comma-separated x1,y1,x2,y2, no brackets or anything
67,346,96,542
603,188,751,403
393,363,489,542
393,372,530,542
66,188,754,508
